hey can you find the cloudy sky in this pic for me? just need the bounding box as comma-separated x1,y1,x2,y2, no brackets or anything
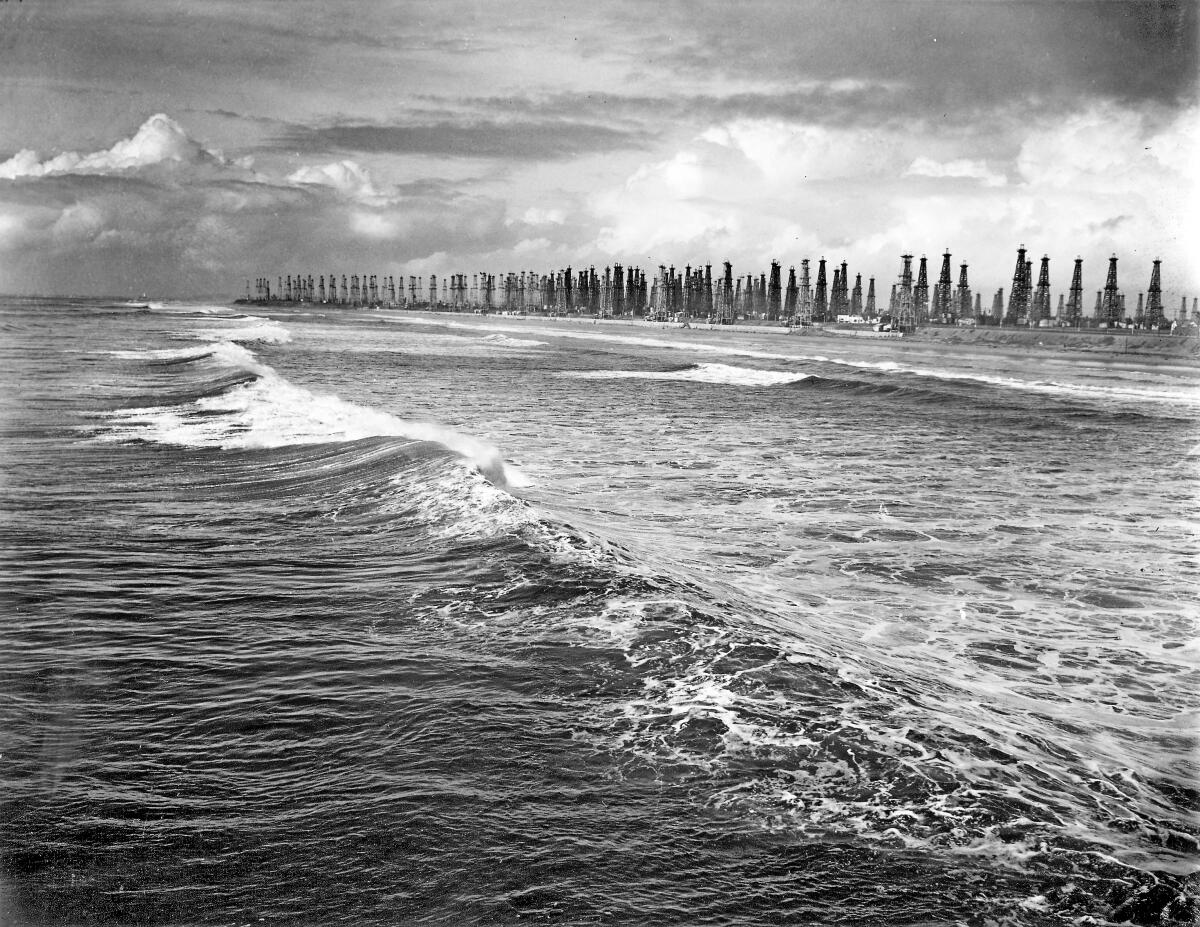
0,0,1195,300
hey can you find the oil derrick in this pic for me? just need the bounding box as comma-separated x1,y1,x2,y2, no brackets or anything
784,266,798,318
1029,255,1051,325
1064,258,1083,327
1093,290,1103,319
1101,255,1121,326
889,283,897,315
851,274,863,317
563,265,573,312
974,293,982,318
715,261,734,323
767,260,782,320
992,288,1003,321
316,275,324,303
830,267,842,318
340,275,347,305
409,276,419,306
612,264,625,315
348,275,357,304
650,265,668,320
543,274,554,310
893,254,916,332
1146,259,1164,328
757,273,767,317
1004,245,1030,325
838,262,850,317
308,275,316,302
590,266,601,314
954,263,971,321
703,264,713,318
814,258,828,322
865,277,876,318
933,251,953,322
913,256,930,322
285,275,294,301
1135,293,1144,324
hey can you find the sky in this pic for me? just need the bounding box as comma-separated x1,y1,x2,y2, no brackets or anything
0,0,1196,301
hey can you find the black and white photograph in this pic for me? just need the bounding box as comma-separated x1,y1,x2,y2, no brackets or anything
1,1,1197,924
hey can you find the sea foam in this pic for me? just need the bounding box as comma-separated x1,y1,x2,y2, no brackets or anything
100,340,520,485
563,362,813,387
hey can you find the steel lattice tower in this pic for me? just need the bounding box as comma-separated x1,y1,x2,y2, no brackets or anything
865,277,876,318
784,266,798,318
934,251,953,321
851,273,863,316
913,256,930,322
1030,255,1051,325
1145,259,1164,328
1063,258,1083,327
1004,245,1030,325
954,263,971,321
814,258,828,323
797,259,812,324
1101,255,1121,326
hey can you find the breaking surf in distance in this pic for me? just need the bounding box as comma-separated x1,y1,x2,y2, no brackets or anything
2,297,1197,926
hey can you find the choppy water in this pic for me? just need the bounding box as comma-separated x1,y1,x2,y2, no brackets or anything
2,297,1198,925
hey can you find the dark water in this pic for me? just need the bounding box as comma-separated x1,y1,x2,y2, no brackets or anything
2,298,1198,925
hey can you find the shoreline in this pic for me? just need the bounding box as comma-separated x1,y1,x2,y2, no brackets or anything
365,308,1200,368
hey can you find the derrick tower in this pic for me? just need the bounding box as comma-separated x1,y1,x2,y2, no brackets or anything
1030,255,1051,325
1145,259,1164,328
1101,255,1122,326
954,263,971,321
1064,258,1083,327
717,261,734,323
913,256,930,322
1004,245,1030,325
768,261,782,320
797,259,813,324
814,258,828,322
894,254,916,331
851,273,863,316
784,266,798,318
934,251,953,322
865,277,876,318
830,267,842,318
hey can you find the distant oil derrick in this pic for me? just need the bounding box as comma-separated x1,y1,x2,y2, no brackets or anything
768,261,782,321
1101,255,1122,326
913,256,929,322
865,277,876,319
1004,245,1030,325
814,258,828,322
851,273,863,317
784,266,798,319
1029,255,1051,325
933,251,953,322
1145,259,1164,328
954,262,971,321
797,259,813,325
1063,258,1083,327
893,254,916,332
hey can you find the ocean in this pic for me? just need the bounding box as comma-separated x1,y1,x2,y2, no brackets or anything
1,297,1197,926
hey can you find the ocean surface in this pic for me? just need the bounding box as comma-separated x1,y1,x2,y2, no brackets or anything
2,297,1198,926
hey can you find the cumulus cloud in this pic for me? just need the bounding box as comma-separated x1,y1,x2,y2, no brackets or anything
583,103,1199,295
0,113,513,296
905,157,1007,188
287,160,378,198
0,114,218,179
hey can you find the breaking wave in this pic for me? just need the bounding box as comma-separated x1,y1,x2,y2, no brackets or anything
563,362,814,387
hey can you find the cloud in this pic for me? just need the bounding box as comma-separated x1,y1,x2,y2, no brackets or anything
0,113,515,296
288,160,378,198
273,120,646,161
0,114,218,179
905,157,1007,188
582,101,1199,296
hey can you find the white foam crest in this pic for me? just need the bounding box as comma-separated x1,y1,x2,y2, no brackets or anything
197,315,292,345
100,366,518,484
481,333,547,348
383,314,1199,410
381,464,537,539
563,362,812,387
110,344,218,361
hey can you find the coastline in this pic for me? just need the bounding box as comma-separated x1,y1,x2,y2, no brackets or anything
366,308,1200,368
